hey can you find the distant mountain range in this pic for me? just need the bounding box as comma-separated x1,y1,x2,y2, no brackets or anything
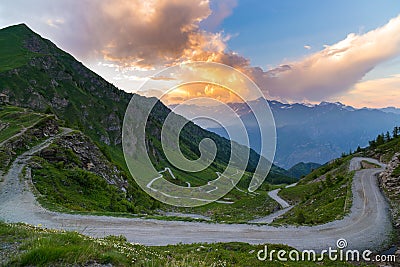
3,23,398,176
171,99,400,168
287,162,322,179
380,106,400,115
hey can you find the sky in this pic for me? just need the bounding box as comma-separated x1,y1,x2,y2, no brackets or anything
0,0,400,108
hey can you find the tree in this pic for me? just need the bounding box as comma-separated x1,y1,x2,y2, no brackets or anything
385,131,391,142
376,134,385,146
369,140,376,148
393,126,399,139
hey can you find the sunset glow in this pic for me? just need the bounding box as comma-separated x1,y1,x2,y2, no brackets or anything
1,1,399,107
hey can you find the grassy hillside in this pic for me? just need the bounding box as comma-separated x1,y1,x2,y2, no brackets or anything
275,157,354,225
275,127,400,226
0,105,160,213
0,106,60,172
287,162,321,179
356,128,400,236
0,106,45,143
0,24,292,186
0,105,289,222
0,23,298,223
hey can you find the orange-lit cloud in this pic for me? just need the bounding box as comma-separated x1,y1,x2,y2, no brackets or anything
248,14,400,101
159,82,243,105
331,74,400,108
1,1,399,106
58,0,233,69
138,62,262,105
165,13,400,104
4,0,231,69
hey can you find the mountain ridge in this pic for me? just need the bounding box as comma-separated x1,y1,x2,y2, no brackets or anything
0,23,292,188
170,98,400,168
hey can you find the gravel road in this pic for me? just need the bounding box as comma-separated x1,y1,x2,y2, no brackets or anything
0,134,393,252
248,187,293,224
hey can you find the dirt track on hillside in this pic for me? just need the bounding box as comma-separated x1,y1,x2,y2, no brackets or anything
0,131,393,252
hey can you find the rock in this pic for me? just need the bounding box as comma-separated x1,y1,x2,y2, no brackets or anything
37,132,127,189
379,153,400,228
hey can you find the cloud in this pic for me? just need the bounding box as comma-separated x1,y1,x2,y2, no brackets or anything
200,0,237,31
171,14,400,103
248,14,400,101
304,45,311,50
331,74,400,108
92,0,218,68
0,0,230,69
45,18,64,28
1,1,399,105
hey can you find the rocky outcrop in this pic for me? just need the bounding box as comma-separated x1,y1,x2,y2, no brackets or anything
0,116,59,170
380,153,400,194
37,131,128,191
379,153,400,228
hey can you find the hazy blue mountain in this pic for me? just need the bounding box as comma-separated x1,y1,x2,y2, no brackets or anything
171,99,400,168
287,162,322,179
380,107,400,115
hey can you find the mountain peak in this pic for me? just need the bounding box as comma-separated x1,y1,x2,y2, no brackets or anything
2,23,36,35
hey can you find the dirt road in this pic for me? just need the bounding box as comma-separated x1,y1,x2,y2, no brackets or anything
0,134,393,252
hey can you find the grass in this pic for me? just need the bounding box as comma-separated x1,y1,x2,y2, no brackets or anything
0,105,45,143
32,159,138,213
174,186,279,223
392,164,400,177
0,221,161,266
27,129,283,223
0,24,39,72
32,155,280,223
360,160,381,169
274,157,354,225
360,136,400,163
0,109,57,172
278,182,322,204
0,221,362,267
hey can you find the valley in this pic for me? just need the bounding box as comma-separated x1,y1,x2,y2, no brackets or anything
0,126,392,252
0,23,399,266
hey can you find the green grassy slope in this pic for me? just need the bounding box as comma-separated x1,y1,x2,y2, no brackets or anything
0,106,45,143
275,157,354,225
0,24,297,221
0,24,40,72
0,106,60,172
0,24,293,186
0,105,285,221
288,162,322,179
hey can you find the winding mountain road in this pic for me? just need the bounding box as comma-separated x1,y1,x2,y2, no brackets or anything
248,185,294,224
0,130,393,252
